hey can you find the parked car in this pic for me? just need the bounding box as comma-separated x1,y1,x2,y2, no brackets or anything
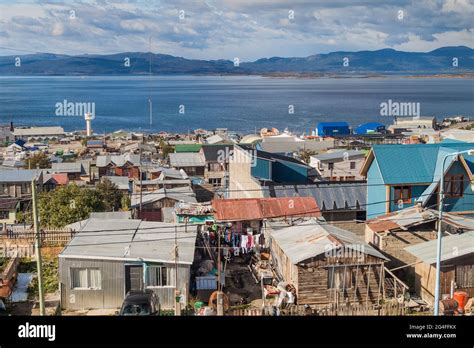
118,290,160,316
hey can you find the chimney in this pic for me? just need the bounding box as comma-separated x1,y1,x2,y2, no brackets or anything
10,122,14,132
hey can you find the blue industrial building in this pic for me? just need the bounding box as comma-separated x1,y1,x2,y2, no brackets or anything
354,122,386,135
315,122,351,137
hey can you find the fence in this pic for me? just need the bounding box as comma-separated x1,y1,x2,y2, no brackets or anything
228,301,407,316
0,227,76,247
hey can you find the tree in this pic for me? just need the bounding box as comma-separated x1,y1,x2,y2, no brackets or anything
298,149,318,164
26,152,50,169
96,178,122,211
38,184,104,228
121,194,131,211
159,138,174,159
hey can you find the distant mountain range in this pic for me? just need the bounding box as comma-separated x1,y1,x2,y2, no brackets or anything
0,46,473,76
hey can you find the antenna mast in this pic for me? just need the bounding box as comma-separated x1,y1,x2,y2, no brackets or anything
149,36,153,126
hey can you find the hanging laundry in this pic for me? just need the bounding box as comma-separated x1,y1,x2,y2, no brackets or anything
241,234,248,253
247,234,254,249
254,234,260,246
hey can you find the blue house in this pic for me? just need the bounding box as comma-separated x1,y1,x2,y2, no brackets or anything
239,144,315,184
316,122,350,137
361,141,474,219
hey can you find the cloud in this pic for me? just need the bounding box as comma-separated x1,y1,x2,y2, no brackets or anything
0,0,472,60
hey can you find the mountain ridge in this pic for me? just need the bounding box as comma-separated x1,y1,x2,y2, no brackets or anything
0,46,472,75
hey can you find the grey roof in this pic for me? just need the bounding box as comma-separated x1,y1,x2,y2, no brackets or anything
270,219,388,264
131,186,197,208
60,218,197,264
159,168,189,180
262,182,367,211
13,127,65,137
0,169,41,183
90,211,132,220
2,159,25,168
405,231,474,264
102,176,131,190
51,162,84,174
169,152,205,167
96,154,140,168
312,150,366,162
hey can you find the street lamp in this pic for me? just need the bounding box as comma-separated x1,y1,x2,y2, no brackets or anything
434,149,474,316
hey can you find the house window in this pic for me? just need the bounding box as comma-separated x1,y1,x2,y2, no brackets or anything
393,186,411,204
327,267,353,289
209,178,222,187
328,163,334,170
147,266,171,287
345,176,355,181
209,163,221,172
0,211,9,219
444,175,463,198
350,162,356,170
71,268,101,290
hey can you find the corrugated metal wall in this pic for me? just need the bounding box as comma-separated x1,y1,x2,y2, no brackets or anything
60,258,125,310
60,257,191,310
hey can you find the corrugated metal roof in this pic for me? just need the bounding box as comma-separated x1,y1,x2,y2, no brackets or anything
96,154,140,168
175,144,202,153
405,231,474,264
90,211,132,219
169,152,205,167
131,186,196,207
212,197,320,222
61,219,197,264
270,219,388,264
51,162,83,174
366,206,474,233
369,142,474,185
0,169,41,183
102,176,130,190
312,150,365,162
13,127,64,136
262,182,366,211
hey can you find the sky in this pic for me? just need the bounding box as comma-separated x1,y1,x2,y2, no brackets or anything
0,0,473,61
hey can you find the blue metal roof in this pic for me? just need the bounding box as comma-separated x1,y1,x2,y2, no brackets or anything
354,122,385,134
372,142,474,185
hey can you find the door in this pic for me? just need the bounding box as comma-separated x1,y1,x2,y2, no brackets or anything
125,265,143,293
440,265,455,296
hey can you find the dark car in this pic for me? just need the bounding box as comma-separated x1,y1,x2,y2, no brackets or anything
119,289,160,316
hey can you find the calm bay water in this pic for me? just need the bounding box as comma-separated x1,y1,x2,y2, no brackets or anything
0,76,473,134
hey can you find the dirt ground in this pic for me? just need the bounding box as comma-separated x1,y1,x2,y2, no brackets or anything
223,254,263,306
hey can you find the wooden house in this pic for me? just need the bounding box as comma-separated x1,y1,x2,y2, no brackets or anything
268,219,405,306
405,231,474,306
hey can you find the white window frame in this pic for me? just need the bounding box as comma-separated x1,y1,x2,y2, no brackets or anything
70,268,102,290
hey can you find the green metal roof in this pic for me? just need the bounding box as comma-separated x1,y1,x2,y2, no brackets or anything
372,142,474,185
174,144,202,153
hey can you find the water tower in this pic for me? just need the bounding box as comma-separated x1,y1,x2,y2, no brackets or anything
84,112,95,137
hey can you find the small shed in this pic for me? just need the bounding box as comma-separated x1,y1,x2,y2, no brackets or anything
405,231,474,305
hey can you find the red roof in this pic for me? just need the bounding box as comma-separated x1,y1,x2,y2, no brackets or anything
52,173,69,185
212,197,320,222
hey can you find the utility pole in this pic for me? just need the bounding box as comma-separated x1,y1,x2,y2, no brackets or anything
31,179,45,315
216,226,224,316
149,36,153,126
174,225,181,316
139,145,143,217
